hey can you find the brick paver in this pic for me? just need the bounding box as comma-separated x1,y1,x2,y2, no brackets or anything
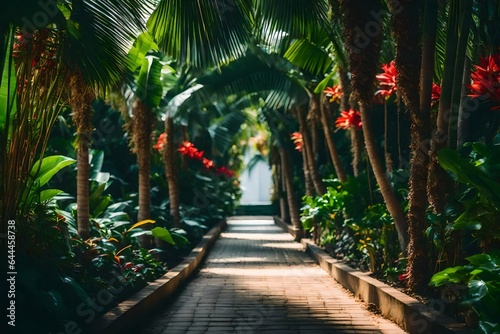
138,217,406,334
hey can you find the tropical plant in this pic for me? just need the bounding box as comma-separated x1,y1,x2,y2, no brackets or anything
341,0,409,254
430,252,500,333
57,0,151,240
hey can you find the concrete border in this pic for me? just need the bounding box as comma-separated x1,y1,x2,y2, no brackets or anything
86,220,227,334
301,239,471,334
273,215,303,241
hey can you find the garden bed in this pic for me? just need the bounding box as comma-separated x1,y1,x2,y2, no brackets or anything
85,219,227,334
273,216,471,334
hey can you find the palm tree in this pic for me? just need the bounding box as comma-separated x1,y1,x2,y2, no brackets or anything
146,0,254,227
126,41,165,243
298,96,326,195
341,0,409,252
389,0,430,292
428,0,473,214
60,0,151,239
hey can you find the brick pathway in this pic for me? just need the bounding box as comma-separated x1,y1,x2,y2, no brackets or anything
138,217,406,334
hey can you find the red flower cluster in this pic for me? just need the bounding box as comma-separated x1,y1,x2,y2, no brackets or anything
335,109,362,130
178,141,204,160
13,29,56,70
431,83,441,107
153,133,167,152
153,137,235,176
178,142,229,173
216,166,235,178
467,54,500,109
290,132,303,152
323,85,343,103
376,61,398,98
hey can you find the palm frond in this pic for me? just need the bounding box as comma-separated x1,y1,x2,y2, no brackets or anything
198,51,309,110
254,0,330,51
63,0,152,88
147,0,253,68
209,108,248,154
284,38,333,76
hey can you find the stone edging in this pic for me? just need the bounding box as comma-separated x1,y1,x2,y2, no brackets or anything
272,215,303,241
86,220,227,334
301,239,471,334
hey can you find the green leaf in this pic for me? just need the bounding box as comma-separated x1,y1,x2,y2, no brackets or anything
430,266,466,286
284,38,333,76
438,148,500,208
90,150,104,179
465,280,488,304
184,219,208,230
39,189,63,202
30,156,76,188
314,70,336,94
0,30,16,140
151,227,175,245
92,195,111,218
135,56,163,108
127,31,159,72
466,254,497,269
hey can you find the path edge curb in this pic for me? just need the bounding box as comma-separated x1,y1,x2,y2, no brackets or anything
86,219,227,334
300,238,471,334
272,215,302,241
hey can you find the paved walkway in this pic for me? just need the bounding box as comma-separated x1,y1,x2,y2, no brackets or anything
139,217,406,334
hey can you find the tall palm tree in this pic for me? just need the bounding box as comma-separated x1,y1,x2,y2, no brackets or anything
341,0,409,252
60,0,151,239
428,0,473,214
389,0,430,292
125,42,165,243
319,93,347,182
299,96,326,195
146,0,254,226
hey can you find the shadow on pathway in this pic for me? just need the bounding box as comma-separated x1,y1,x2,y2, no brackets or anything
138,217,406,334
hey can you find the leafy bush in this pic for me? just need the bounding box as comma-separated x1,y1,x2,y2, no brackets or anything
430,252,500,333
300,176,403,276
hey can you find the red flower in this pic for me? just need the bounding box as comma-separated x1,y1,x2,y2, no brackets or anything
216,166,235,178
290,132,303,152
323,85,343,103
123,262,134,269
431,83,441,107
153,133,167,152
202,158,215,170
178,141,204,160
335,109,362,130
398,273,408,281
375,61,398,98
467,54,500,110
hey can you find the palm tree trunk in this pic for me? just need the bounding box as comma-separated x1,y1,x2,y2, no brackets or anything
341,0,409,253
300,142,315,197
279,147,301,229
360,102,409,252
273,147,289,222
457,57,471,147
428,0,459,214
338,67,351,112
70,71,95,240
390,0,431,292
300,101,326,195
132,99,155,248
164,116,181,228
448,0,473,149
350,127,362,177
320,95,347,182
